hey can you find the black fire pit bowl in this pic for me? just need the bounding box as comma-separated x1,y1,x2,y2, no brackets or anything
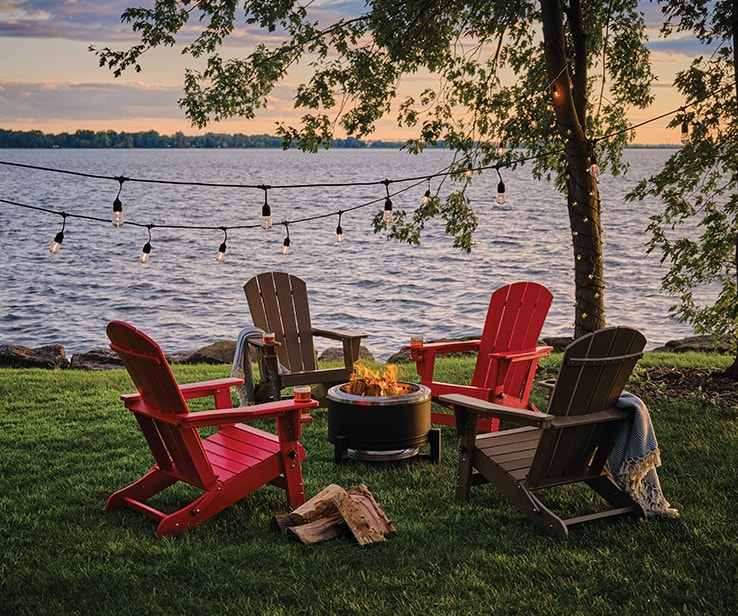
327,382,440,464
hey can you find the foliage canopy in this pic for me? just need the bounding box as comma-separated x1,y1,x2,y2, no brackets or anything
94,0,655,335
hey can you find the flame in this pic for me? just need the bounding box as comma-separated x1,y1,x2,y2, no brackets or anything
347,364,401,396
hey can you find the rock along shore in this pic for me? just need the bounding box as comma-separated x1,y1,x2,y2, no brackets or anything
0,335,732,371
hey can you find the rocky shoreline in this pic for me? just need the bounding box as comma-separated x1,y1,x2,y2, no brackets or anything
0,334,732,370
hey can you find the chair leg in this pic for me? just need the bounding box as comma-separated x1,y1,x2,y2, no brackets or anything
586,474,647,519
106,467,176,513
333,436,349,464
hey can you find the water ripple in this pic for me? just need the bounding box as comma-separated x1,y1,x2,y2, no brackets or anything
0,148,697,360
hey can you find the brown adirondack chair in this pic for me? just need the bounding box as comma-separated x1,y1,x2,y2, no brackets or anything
105,320,318,538
410,281,553,431
441,326,648,539
244,272,367,405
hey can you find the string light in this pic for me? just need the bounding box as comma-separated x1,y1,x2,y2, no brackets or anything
497,142,505,157
216,227,227,262
260,185,272,230
49,213,67,254
1,90,720,263
281,222,291,255
589,152,599,178
495,167,506,205
140,225,152,264
112,176,126,227
422,177,431,206
336,211,344,243
383,179,393,224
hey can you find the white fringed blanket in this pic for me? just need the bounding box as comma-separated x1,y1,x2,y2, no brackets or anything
609,392,679,518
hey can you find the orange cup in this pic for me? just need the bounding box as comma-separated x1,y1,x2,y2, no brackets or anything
293,385,312,402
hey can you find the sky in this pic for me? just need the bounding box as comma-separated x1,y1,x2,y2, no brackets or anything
0,1,717,145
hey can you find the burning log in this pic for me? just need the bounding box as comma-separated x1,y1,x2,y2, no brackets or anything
346,364,401,396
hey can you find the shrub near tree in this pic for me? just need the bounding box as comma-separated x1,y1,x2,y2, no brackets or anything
628,1,738,376
93,0,656,338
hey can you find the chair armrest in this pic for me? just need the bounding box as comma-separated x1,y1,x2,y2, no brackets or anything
120,377,244,405
549,408,627,428
179,377,244,400
312,327,367,342
439,393,554,427
406,339,481,356
181,399,320,429
489,345,553,362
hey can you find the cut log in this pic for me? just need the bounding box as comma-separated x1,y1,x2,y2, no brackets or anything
274,483,395,546
287,511,347,544
288,483,345,524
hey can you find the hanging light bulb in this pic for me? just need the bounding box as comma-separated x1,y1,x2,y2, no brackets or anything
383,197,393,224
216,228,227,262
497,141,505,157
261,187,272,230
140,225,152,264
336,212,344,243
112,176,126,227
465,162,474,180
496,168,506,205
589,153,599,178
680,121,690,145
49,214,67,254
281,223,290,255
421,177,432,206
112,197,124,227
383,180,393,224
529,116,538,129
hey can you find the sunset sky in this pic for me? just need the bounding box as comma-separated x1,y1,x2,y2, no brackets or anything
0,1,715,145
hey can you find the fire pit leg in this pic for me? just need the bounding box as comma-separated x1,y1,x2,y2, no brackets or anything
333,435,350,464
417,428,441,464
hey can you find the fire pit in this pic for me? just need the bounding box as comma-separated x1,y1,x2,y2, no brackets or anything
327,380,440,464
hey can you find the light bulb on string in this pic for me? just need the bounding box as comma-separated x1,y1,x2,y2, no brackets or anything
529,116,538,129
421,177,431,206
49,213,67,254
140,225,153,264
281,223,291,255
589,152,599,178
383,179,393,224
465,162,473,180
216,227,228,262
680,121,690,145
495,167,506,205
112,176,126,227
497,141,505,157
260,185,272,230
336,211,344,243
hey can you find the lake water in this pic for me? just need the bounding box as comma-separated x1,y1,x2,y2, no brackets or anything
0,147,695,361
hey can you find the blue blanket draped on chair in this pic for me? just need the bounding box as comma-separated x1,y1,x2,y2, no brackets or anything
609,392,679,518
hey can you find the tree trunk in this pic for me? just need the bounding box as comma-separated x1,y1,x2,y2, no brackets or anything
540,0,606,337
730,0,738,376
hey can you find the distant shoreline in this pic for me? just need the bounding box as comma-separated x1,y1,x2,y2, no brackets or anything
0,128,681,150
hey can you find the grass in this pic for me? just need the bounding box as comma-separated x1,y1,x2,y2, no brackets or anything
1,353,737,615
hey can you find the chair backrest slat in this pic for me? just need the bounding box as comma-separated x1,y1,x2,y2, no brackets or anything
107,321,216,489
527,326,645,486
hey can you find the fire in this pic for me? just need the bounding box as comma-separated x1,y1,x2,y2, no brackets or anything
347,364,401,396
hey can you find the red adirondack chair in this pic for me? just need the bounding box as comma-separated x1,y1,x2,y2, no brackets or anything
105,321,318,537
410,281,553,432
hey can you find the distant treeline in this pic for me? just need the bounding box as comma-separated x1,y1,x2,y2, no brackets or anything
0,129,406,149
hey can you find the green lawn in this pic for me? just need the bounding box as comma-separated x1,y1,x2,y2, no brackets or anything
1,353,736,615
